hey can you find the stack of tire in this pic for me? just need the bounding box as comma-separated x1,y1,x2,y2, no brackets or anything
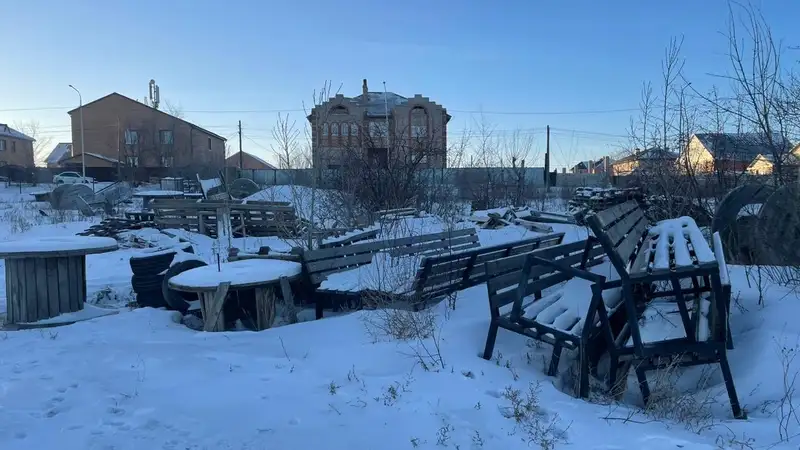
130,243,201,310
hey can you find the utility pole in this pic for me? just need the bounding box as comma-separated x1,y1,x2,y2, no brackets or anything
238,120,243,170
116,117,121,181
544,125,550,191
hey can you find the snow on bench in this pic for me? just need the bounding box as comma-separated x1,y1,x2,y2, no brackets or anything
520,261,623,337
635,216,716,274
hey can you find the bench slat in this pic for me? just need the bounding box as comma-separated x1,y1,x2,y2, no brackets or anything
593,200,639,229
606,207,646,247
614,218,648,266
388,234,479,257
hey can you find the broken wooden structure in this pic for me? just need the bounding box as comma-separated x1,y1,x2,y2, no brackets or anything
150,199,299,238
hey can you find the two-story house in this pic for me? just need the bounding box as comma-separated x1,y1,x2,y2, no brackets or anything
611,148,677,176
571,157,610,175
681,133,792,174
307,79,450,169
65,93,226,171
0,124,35,168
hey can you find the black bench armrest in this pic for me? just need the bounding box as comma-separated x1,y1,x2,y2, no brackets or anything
528,255,606,284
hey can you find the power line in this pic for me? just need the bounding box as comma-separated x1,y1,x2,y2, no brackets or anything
1,105,639,116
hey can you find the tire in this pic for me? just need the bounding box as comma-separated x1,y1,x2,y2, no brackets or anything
56,180,63,185
136,289,167,308
132,273,166,293
162,259,208,313
129,250,177,276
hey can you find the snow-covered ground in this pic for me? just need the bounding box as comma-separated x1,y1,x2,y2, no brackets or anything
0,185,796,449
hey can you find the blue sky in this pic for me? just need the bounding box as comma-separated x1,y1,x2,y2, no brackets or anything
2,0,798,168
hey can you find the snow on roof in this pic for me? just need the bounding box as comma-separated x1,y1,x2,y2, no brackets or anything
248,152,276,169
84,152,119,163
694,133,792,160
353,92,408,117
227,151,276,169
46,143,73,164
0,124,34,141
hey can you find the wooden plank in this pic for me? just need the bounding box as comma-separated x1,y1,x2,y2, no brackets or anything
592,200,639,229
606,207,645,246
388,234,478,257
46,258,60,317
66,256,79,313
78,255,87,311
304,240,390,261
35,258,49,320
305,252,374,274
255,287,276,330
384,227,477,247
57,257,71,317
6,260,17,324
21,259,34,323
614,219,648,265
279,276,294,304
203,282,231,332
712,232,730,286
485,240,587,276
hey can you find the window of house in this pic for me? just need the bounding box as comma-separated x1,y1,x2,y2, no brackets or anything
126,156,139,167
11,141,15,153
411,107,428,138
161,156,174,167
1,140,7,151
331,123,339,137
159,130,174,145
322,123,329,136
207,137,212,150
342,123,349,136
124,129,139,145
369,121,387,138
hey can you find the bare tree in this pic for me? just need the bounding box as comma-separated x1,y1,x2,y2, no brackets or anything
13,120,53,166
271,113,301,169
164,100,185,119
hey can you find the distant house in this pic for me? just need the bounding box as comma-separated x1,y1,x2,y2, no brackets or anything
0,124,35,168
45,142,73,168
307,79,450,169
745,144,800,175
571,157,609,174
683,133,793,174
226,151,277,170
68,92,226,170
611,148,677,176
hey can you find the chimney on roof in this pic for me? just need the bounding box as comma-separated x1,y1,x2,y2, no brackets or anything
362,79,368,97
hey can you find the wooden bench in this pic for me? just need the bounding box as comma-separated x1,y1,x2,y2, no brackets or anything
585,200,743,419
483,238,625,397
408,233,565,309
299,228,480,318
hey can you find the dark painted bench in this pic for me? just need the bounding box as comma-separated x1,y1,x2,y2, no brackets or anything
585,200,742,419
299,228,480,318
483,238,627,397
396,232,566,310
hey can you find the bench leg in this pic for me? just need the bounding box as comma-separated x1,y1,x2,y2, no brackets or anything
547,342,563,377
482,318,500,360
578,342,590,398
315,298,324,320
718,351,746,419
635,365,651,406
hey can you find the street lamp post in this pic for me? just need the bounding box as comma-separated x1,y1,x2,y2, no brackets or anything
68,85,85,179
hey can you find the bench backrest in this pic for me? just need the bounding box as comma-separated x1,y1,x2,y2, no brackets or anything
412,232,565,301
318,228,380,249
302,227,480,285
485,239,606,312
385,227,479,257
585,200,649,278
